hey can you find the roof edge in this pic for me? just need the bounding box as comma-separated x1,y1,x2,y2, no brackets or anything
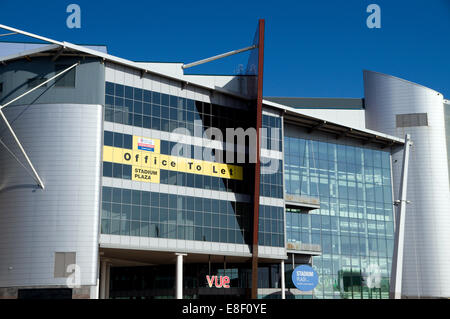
0,24,253,101
263,98,405,145
363,69,444,97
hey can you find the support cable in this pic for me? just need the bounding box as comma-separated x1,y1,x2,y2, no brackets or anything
0,138,36,180
0,32,17,37
0,62,80,189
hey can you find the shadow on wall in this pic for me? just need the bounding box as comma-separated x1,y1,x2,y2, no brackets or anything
0,183,39,194
0,66,59,192
215,75,257,100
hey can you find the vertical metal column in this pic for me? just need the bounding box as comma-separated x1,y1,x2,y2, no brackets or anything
105,263,111,299
390,134,412,299
281,260,286,299
208,255,211,274
175,253,186,299
91,258,100,299
251,18,265,300
99,260,107,299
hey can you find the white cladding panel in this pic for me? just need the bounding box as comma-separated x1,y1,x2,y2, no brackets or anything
295,109,366,130
364,70,450,298
0,103,102,287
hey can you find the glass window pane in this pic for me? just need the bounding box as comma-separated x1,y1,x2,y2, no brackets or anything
103,162,112,177
104,131,113,146
123,134,132,149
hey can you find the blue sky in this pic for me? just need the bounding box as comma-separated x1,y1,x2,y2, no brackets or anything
1,0,449,98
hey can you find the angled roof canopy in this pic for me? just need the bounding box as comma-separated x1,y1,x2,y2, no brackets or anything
0,24,254,101
263,99,405,148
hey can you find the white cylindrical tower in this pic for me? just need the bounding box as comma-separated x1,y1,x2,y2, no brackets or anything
364,70,450,298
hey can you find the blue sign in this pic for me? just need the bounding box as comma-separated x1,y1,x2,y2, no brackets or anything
292,265,319,291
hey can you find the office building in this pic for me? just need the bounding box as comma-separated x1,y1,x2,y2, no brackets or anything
0,23,448,299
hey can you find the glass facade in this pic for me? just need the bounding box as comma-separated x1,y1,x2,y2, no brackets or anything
104,81,254,139
103,81,255,192
101,80,397,299
108,263,286,299
102,130,251,194
260,114,283,199
101,186,252,244
102,81,258,246
258,114,285,248
258,205,284,247
109,264,253,299
261,114,282,152
284,135,395,299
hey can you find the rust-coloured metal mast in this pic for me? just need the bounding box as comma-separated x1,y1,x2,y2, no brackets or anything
251,19,265,299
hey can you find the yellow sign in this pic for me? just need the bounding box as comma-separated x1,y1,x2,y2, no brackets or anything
103,135,243,184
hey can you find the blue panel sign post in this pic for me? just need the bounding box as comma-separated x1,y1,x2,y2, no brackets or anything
292,265,319,291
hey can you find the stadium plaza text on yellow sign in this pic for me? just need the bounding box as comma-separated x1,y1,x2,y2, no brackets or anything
103,135,243,184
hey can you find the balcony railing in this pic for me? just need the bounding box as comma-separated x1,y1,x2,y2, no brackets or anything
286,241,322,255
284,194,320,210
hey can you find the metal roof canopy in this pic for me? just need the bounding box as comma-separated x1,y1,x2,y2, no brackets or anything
265,97,364,109
0,24,254,101
283,112,403,148
263,100,405,148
